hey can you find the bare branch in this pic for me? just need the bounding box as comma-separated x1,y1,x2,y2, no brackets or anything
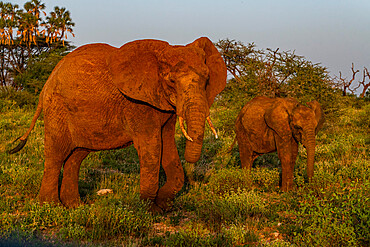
337,63,359,96
358,67,370,98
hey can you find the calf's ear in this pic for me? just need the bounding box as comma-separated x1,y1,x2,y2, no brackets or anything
264,103,292,141
307,100,325,134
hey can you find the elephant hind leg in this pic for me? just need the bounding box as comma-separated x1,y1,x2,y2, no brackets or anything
39,157,64,205
39,144,71,205
60,149,90,208
237,133,255,170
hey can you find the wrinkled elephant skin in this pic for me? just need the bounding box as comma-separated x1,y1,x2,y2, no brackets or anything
10,37,227,212
234,96,324,191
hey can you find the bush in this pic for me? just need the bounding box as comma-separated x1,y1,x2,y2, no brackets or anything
251,167,280,192
59,199,153,241
354,102,370,131
195,188,269,227
282,182,370,246
164,227,232,247
1,47,70,109
0,87,38,109
21,202,67,232
222,224,259,246
207,167,252,195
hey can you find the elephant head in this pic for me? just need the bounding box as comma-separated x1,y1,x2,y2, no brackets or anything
265,98,325,180
109,37,227,163
290,100,324,179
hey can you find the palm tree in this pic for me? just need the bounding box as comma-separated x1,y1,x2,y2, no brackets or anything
45,6,74,45
20,0,45,46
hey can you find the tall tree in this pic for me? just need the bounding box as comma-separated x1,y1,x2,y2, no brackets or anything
0,0,74,88
214,39,338,114
45,6,74,45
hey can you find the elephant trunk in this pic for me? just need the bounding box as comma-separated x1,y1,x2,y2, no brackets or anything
305,129,316,181
183,100,207,163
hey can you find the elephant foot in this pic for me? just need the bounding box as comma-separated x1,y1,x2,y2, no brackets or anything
148,202,164,214
60,184,81,208
281,183,295,192
38,193,61,206
155,197,174,212
60,196,81,208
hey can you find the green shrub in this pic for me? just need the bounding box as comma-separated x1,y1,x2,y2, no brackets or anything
0,212,17,235
0,87,38,109
251,167,280,192
55,199,153,242
207,167,252,195
206,166,280,195
164,228,232,247
97,146,140,174
0,98,16,113
284,182,370,246
196,189,268,227
76,200,152,241
19,202,66,233
222,223,259,246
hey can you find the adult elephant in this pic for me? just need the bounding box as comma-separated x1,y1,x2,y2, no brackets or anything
230,96,324,191
9,37,227,212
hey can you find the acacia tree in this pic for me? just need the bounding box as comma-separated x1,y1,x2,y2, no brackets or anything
215,39,336,107
0,0,74,88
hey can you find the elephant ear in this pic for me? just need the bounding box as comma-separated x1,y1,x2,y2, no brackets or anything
109,40,174,111
188,37,227,107
307,100,325,134
264,98,298,141
264,104,292,142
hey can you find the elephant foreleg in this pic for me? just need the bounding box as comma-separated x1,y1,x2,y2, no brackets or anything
60,149,90,208
156,114,184,210
134,131,162,213
277,138,298,191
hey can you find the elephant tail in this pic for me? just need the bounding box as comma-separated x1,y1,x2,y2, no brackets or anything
8,89,44,154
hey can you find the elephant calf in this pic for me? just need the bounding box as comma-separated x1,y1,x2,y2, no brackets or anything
231,96,324,191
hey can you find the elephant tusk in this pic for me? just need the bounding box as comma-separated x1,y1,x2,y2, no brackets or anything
179,116,193,142
206,116,218,139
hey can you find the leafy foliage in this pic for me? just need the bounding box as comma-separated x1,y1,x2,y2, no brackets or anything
14,47,70,94
0,0,74,88
0,47,69,108
215,39,341,120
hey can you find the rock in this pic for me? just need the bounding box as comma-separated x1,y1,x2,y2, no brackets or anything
97,189,113,196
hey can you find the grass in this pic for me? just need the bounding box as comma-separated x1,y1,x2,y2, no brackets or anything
0,98,369,246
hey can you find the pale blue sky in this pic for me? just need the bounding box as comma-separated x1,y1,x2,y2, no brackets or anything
10,0,370,81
